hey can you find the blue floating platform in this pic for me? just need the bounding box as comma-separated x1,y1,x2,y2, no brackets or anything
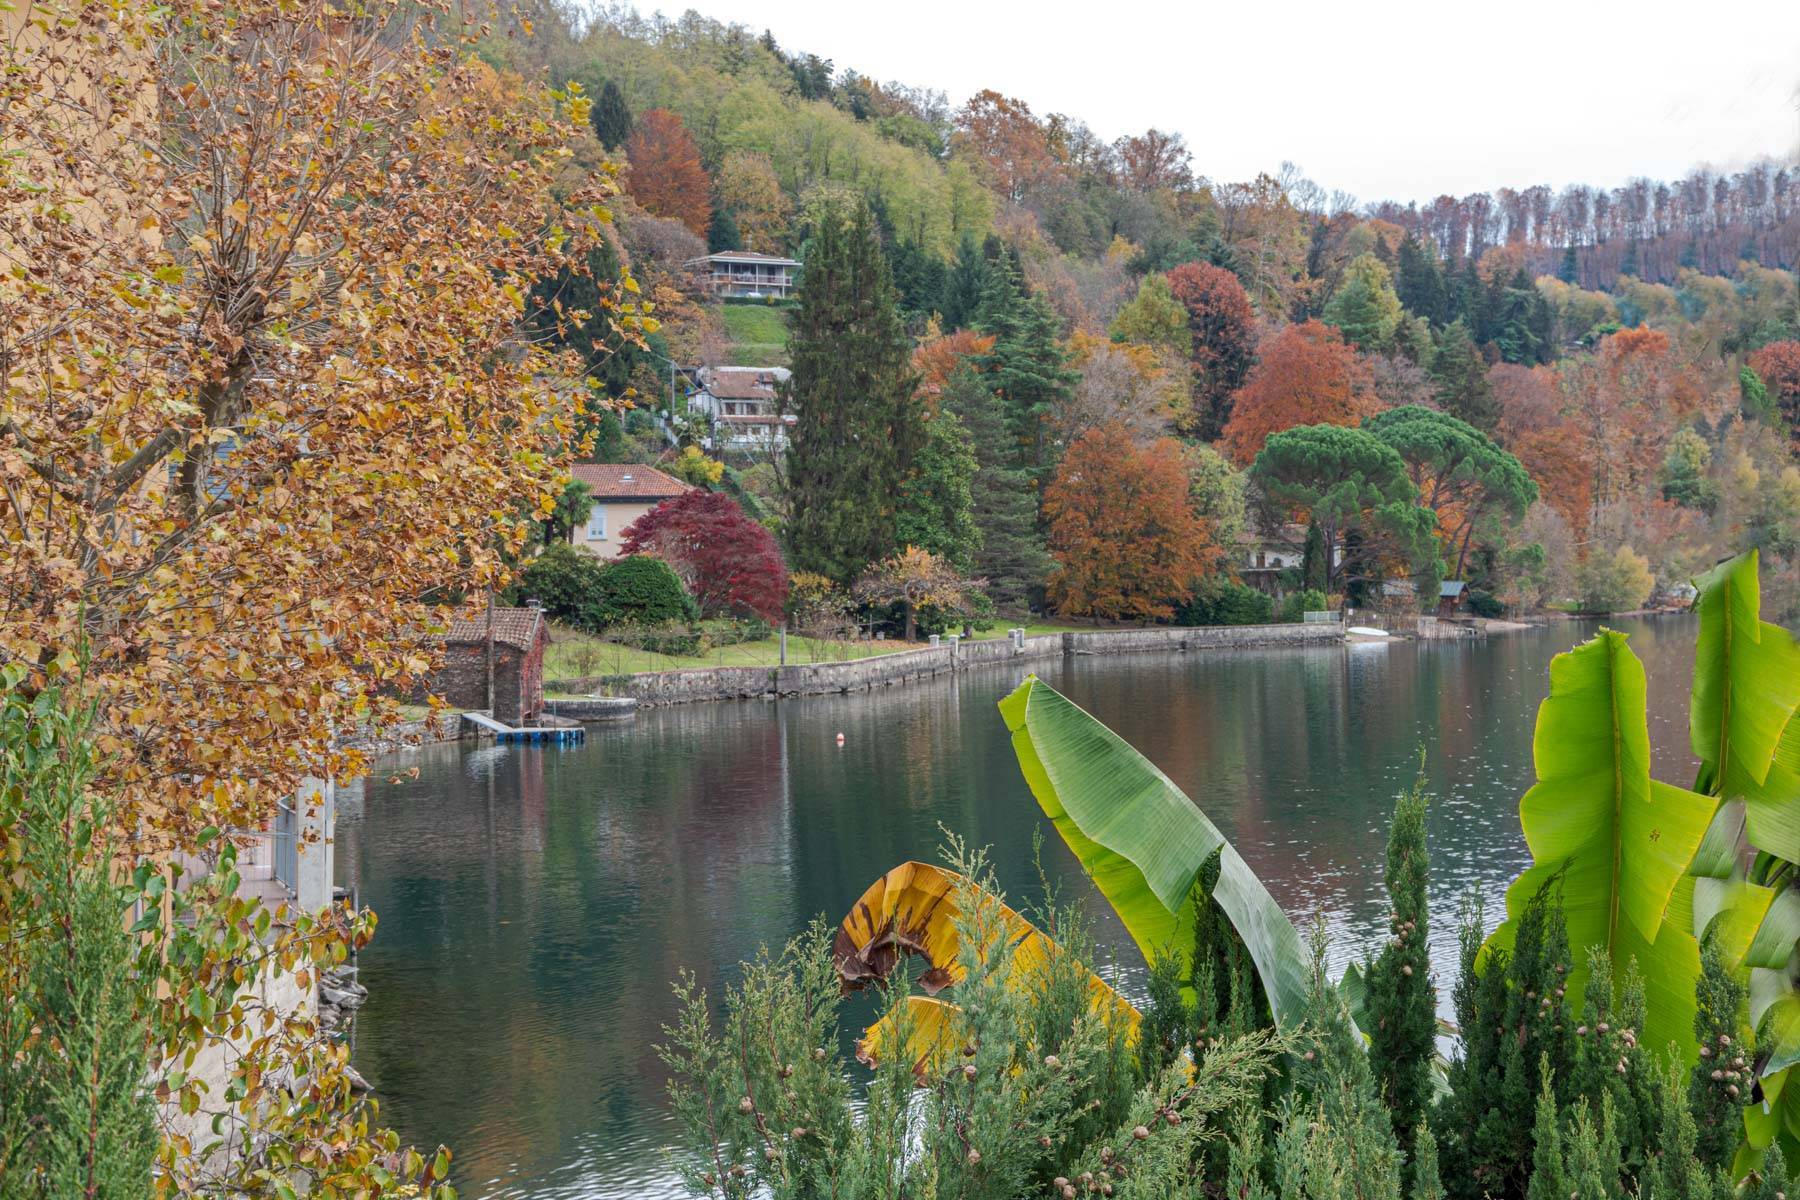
461,711,586,744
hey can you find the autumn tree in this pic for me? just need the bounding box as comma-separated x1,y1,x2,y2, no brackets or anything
619,491,788,622
951,89,1059,202
715,150,792,254
1043,424,1220,620
852,547,985,642
912,327,995,397
1221,321,1380,464
782,197,923,582
1165,261,1258,438
1749,339,1800,449
1323,253,1405,353
1109,272,1189,354
624,108,712,236
1,0,641,1191
1561,326,1703,536
1248,425,1436,593
1062,334,1179,445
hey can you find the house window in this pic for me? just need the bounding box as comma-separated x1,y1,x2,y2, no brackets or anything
586,505,607,541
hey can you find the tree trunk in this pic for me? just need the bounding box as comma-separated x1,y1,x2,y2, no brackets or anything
903,601,916,643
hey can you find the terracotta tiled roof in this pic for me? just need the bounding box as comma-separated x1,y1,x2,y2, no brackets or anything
697,367,786,400
569,463,691,500
442,607,544,652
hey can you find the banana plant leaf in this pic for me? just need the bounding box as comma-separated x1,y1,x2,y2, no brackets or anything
1690,551,1800,849
835,862,1140,1073
1487,630,1715,1061
998,675,1310,1030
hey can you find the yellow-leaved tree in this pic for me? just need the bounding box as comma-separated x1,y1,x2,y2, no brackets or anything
0,0,646,851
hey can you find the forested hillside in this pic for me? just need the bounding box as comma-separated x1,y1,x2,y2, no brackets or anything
494,2,1800,623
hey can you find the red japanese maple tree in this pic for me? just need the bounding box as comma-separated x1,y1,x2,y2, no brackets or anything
619,491,789,621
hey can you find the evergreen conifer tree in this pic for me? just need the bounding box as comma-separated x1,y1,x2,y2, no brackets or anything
970,255,1078,497
1560,243,1580,285
590,79,633,150
1526,1063,1566,1200
937,235,992,331
940,366,1053,608
1366,771,1436,1178
1690,933,1750,1172
1412,1124,1445,1200
782,198,924,583
1285,920,1404,1200
1742,1146,1791,1200
1564,1096,1625,1200
1396,235,1447,325
1430,320,1499,431
895,408,981,571
1302,522,1329,592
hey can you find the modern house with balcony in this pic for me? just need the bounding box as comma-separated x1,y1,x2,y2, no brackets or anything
684,250,801,299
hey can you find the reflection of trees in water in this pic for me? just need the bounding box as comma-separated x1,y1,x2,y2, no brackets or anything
339,617,1703,1198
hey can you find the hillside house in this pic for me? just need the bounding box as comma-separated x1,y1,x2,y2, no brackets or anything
684,251,801,299
425,606,549,724
568,463,692,558
686,366,794,456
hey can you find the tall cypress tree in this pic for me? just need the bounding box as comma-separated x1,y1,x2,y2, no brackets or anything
590,80,632,151
1689,933,1749,1172
1396,234,1446,325
1366,771,1436,1181
970,255,1077,498
941,365,1053,608
782,199,924,583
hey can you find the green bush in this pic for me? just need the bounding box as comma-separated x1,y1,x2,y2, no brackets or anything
1466,588,1504,618
1174,579,1274,627
1279,587,1328,623
595,555,700,628
507,543,611,631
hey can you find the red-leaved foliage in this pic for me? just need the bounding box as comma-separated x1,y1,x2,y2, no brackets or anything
1165,261,1257,437
620,491,788,621
624,108,712,236
1043,423,1221,620
1750,339,1800,448
1220,320,1379,464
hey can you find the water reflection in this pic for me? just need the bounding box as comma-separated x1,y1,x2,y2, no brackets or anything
339,616,1699,1199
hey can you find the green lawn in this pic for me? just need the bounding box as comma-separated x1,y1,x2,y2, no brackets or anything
544,625,903,686
719,303,789,365
543,620,1092,690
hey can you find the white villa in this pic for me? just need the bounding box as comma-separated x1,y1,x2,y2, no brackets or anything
686,366,794,457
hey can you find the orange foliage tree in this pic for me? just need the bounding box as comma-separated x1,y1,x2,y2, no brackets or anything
1492,363,1593,537
1164,261,1258,439
913,328,996,402
1558,326,1703,532
1220,320,1379,464
624,107,712,236
951,89,1061,202
1043,423,1220,619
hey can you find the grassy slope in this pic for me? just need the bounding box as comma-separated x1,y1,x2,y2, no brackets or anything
719,303,790,366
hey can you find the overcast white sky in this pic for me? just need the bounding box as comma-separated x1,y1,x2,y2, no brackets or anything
671,0,1800,204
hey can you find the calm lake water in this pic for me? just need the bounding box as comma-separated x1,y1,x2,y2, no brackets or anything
337,616,1702,1200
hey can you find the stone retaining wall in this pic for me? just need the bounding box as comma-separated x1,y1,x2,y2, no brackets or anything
551,623,1341,708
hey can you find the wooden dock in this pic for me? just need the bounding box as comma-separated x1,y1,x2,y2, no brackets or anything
460,711,586,744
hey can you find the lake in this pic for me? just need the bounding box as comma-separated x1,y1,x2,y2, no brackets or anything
336,615,1701,1199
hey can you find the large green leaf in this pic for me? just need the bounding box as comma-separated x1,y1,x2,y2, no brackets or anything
1691,551,1800,844
1489,630,1715,1059
998,676,1311,1029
